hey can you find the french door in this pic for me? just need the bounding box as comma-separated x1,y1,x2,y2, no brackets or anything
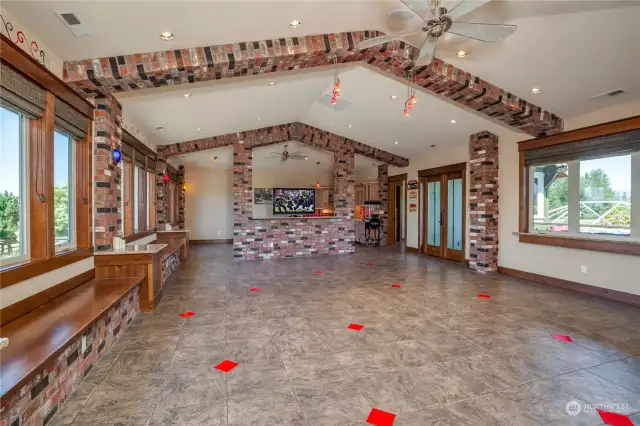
420,165,466,262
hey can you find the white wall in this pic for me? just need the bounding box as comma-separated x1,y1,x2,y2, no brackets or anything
0,7,63,77
396,99,640,295
185,167,234,240
0,258,94,308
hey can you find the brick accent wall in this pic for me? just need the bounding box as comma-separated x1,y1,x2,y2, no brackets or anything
232,142,355,260
377,164,389,246
93,94,123,250
0,285,140,426
469,131,499,273
64,32,563,136
178,165,185,228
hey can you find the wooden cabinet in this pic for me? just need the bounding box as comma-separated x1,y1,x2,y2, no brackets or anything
355,181,379,204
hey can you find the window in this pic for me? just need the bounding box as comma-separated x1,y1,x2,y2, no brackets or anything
0,107,29,265
133,165,147,233
519,117,640,255
53,130,75,252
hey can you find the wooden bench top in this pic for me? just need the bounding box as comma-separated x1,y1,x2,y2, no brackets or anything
0,276,143,400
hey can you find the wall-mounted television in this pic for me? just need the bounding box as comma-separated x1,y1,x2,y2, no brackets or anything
273,188,315,214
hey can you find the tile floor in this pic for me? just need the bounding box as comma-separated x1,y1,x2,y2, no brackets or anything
52,245,640,426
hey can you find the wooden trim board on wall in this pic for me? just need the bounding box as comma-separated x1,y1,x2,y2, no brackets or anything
498,266,640,307
418,162,467,177
191,239,233,244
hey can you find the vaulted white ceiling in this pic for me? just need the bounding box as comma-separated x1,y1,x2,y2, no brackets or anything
5,0,640,160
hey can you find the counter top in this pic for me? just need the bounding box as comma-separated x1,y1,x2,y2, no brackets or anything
156,228,191,233
250,216,338,220
95,243,168,256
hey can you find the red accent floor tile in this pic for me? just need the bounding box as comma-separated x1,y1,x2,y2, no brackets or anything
597,409,634,426
214,360,239,372
315,271,324,275
366,262,374,266
179,311,195,317
347,323,364,331
424,268,432,271
552,334,574,343
367,408,396,426
478,293,491,298
249,287,261,292
391,284,402,288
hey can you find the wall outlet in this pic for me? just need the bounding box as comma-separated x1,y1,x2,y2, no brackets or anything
81,334,87,353
580,265,588,274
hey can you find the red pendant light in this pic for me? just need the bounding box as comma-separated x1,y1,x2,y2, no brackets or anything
163,172,170,183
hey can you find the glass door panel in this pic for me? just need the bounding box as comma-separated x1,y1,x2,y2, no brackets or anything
427,181,440,247
447,178,463,250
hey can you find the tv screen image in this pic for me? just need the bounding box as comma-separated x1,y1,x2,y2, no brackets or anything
273,189,315,214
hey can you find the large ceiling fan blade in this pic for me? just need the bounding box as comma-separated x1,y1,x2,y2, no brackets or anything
358,25,425,49
446,0,491,20
449,22,517,42
399,0,436,20
414,37,436,66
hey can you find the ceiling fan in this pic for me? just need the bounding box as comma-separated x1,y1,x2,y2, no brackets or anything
359,0,517,66
265,144,307,162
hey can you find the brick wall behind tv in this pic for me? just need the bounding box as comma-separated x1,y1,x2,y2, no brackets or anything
232,142,355,260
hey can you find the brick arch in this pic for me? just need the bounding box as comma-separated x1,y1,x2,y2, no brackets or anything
158,122,409,167
64,30,563,137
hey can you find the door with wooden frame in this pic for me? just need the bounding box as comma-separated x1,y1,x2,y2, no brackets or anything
420,164,466,262
387,174,407,246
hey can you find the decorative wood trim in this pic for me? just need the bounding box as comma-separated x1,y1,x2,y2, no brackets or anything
418,162,467,177
190,239,233,244
94,253,154,266
518,115,640,152
388,173,407,183
0,249,93,289
498,266,640,307
0,34,93,118
122,157,134,237
518,233,640,256
518,151,528,233
122,129,156,160
44,92,55,258
122,229,156,244
28,113,47,260
76,122,93,249
0,269,95,326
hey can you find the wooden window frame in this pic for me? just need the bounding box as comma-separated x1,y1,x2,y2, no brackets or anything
518,115,640,256
0,35,94,287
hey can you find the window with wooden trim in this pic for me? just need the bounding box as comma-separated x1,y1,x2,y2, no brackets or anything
53,129,76,252
519,116,640,255
0,106,29,266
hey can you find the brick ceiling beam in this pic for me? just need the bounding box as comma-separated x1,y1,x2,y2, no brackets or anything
158,122,410,167
63,30,563,137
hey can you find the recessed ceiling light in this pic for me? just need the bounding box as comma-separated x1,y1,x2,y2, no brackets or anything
160,32,174,41
289,20,301,28
268,82,276,86
305,157,309,160
530,87,541,94
450,119,456,124
183,93,191,99
197,128,202,131
347,124,353,128
256,117,262,121
155,126,164,132
394,141,399,145
390,95,398,100
430,144,436,148
456,50,466,58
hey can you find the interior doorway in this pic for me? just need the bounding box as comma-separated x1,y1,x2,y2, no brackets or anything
387,174,407,246
419,163,466,263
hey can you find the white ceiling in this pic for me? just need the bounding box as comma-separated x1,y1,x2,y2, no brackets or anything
167,142,379,175
118,64,507,158
5,0,640,119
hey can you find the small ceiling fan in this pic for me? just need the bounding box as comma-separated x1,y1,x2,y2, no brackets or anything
359,0,517,66
265,144,307,162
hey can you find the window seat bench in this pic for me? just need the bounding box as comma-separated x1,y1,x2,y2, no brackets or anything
0,275,143,425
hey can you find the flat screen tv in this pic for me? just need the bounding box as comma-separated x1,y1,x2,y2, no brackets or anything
273,188,315,214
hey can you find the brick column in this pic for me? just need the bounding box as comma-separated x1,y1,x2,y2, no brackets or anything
93,94,122,250
334,144,356,223
155,148,167,229
232,142,253,258
469,131,499,272
178,165,186,229
377,164,389,246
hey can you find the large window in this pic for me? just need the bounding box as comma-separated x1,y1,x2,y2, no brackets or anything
133,165,147,233
0,107,28,265
519,117,640,255
53,130,75,251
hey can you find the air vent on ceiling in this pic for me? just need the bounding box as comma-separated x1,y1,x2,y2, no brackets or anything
54,11,90,38
590,88,625,101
